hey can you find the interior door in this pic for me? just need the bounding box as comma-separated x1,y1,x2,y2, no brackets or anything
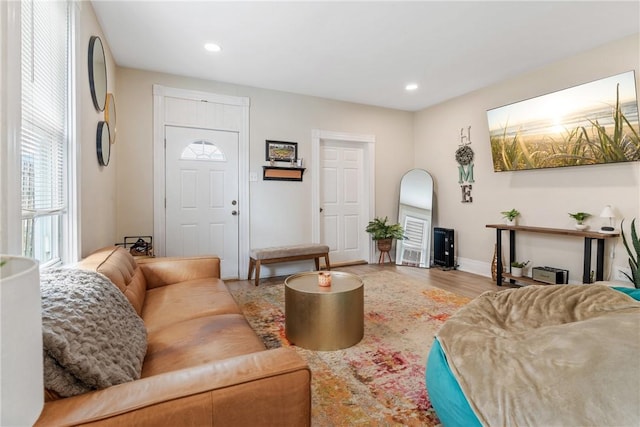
320,141,369,264
165,126,239,279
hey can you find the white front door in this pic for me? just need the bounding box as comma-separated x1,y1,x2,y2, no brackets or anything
320,141,369,264
165,126,239,279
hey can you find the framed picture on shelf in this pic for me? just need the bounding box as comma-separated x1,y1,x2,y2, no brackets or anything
265,140,297,162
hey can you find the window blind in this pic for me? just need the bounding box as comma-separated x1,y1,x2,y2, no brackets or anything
21,0,69,218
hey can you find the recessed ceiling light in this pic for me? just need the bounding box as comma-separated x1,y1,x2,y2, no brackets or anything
405,83,419,91
204,42,222,52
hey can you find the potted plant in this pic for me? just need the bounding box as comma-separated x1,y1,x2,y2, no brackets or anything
510,260,529,277
365,216,406,253
569,212,591,230
621,219,640,289
501,209,520,226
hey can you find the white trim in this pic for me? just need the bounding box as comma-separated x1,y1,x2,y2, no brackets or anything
66,0,80,263
1,1,22,255
152,85,250,279
152,85,250,107
238,101,250,278
311,129,376,263
152,87,165,254
456,257,491,277
0,0,9,253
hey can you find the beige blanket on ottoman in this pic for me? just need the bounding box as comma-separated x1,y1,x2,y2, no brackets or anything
437,284,640,426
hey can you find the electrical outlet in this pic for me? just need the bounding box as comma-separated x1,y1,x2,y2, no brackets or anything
615,267,632,281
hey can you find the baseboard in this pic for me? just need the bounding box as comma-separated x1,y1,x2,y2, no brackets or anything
455,257,491,278
330,260,368,268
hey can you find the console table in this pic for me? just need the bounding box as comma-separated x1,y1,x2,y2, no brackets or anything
486,224,620,286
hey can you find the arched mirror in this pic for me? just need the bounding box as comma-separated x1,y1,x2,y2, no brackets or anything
395,169,434,268
97,121,111,166
88,36,107,111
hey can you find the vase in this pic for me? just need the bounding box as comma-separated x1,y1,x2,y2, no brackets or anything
511,267,523,277
490,244,505,281
575,223,589,231
506,218,516,226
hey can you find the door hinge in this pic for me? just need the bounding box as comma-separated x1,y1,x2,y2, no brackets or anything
164,198,166,209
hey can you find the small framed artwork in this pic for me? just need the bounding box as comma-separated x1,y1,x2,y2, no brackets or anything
265,140,297,162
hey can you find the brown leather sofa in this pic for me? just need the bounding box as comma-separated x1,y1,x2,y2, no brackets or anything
35,246,311,426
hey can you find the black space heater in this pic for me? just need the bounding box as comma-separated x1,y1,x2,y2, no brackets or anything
433,227,455,268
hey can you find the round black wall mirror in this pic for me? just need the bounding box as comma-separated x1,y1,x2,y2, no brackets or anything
88,36,107,111
97,121,111,166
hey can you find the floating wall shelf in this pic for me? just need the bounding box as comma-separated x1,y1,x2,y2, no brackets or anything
262,166,306,182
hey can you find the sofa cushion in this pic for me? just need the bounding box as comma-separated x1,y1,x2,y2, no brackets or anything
142,278,242,333
142,314,265,378
40,268,147,397
79,246,147,315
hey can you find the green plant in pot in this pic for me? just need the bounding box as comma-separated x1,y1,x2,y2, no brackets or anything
501,209,520,225
621,219,640,289
365,216,406,253
510,260,529,278
569,212,591,230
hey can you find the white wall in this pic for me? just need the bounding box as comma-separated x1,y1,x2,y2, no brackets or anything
414,34,640,281
88,18,639,284
79,3,118,257
114,69,414,260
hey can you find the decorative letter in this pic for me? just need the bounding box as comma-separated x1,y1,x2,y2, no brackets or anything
461,185,473,203
457,163,475,184
455,126,475,203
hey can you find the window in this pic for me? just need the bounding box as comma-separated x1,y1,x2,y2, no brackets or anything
20,1,71,265
180,140,226,161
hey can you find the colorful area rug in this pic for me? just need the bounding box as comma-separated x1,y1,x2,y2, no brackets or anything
230,270,470,426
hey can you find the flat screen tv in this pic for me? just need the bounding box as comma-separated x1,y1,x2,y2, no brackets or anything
487,70,640,172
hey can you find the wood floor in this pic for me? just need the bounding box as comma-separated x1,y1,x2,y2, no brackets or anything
228,263,517,299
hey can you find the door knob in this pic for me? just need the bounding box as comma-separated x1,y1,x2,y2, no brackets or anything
320,207,323,212
231,200,237,206
232,210,238,216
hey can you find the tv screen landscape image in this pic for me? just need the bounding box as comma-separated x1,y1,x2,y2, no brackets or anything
487,71,640,172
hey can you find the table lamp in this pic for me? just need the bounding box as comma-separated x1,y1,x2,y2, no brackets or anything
599,205,616,232
0,255,44,425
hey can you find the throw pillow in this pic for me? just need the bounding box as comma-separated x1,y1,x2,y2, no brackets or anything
40,268,147,397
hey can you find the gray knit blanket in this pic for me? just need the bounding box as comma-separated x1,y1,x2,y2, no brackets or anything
40,268,147,397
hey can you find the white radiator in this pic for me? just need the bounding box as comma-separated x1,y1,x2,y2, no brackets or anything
397,214,429,267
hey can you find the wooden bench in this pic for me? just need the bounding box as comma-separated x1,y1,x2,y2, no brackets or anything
248,244,331,286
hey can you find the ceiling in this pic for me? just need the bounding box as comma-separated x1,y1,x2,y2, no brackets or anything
91,1,640,112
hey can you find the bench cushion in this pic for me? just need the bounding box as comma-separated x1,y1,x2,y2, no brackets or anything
250,244,329,260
